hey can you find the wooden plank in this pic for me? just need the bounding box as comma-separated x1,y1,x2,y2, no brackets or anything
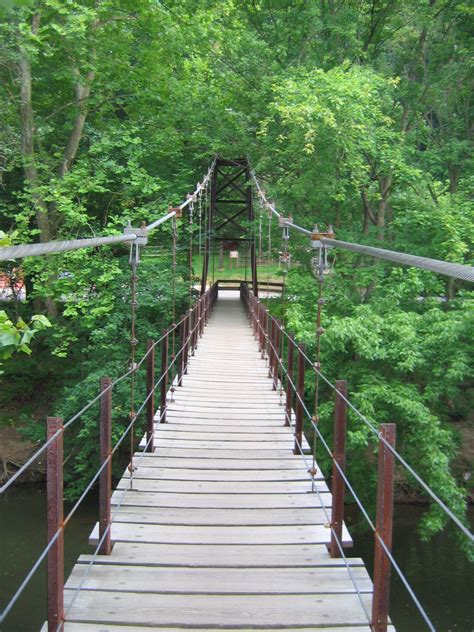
65,565,372,594
147,448,303,458
115,479,328,494
111,490,332,509
89,522,351,546
108,506,330,526
64,591,372,627
160,415,291,426
129,454,313,470
78,543,356,569
155,424,291,434
122,467,316,482
148,440,307,450
161,411,288,422
154,429,294,439
51,624,387,632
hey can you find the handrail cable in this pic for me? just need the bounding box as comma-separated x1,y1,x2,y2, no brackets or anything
0,306,206,623
0,315,181,495
250,171,474,282
62,420,160,627
291,431,372,625
249,292,436,630
262,298,474,542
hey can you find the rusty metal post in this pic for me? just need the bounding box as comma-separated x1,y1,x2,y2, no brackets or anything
254,298,259,340
261,308,267,359
257,303,262,351
285,334,294,427
145,341,155,451
47,416,64,632
177,321,185,387
268,318,275,386
198,297,204,337
274,320,281,391
160,331,169,424
293,344,305,454
183,310,190,375
190,306,197,355
330,380,347,557
371,423,396,632
99,377,113,554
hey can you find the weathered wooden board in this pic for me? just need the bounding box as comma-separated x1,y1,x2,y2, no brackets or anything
155,423,291,433
149,440,309,451
115,478,327,494
49,624,388,632
107,506,330,526
110,490,333,509
153,430,295,441
63,591,372,627
65,565,372,594
122,467,316,482
130,454,311,470
78,543,356,569
146,448,305,458
89,522,351,546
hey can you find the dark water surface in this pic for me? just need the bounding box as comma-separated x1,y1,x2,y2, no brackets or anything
1,487,473,631
1,485,97,632
348,505,473,632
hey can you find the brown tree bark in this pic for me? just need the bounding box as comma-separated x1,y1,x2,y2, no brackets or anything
18,12,51,244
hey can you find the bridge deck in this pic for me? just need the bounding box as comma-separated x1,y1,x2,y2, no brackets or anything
61,294,378,630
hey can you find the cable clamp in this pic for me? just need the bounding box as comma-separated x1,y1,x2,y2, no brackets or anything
169,206,183,218
124,224,148,246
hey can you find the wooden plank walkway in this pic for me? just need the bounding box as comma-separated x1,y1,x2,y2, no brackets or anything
61,292,379,630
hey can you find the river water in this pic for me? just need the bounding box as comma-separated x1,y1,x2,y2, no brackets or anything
1,486,472,631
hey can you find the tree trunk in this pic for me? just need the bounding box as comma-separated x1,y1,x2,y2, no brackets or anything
57,69,95,178
17,13,57,317
18,13,51,244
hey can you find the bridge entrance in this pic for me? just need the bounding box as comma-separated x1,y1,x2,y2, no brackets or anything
200,158,258,296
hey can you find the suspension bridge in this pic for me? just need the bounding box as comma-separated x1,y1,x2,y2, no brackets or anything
0,158,473,632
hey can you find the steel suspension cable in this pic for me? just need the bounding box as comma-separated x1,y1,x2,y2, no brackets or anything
251,170,473,282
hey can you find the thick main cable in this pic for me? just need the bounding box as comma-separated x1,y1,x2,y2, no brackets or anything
0,234,136,262
324,237,474,282
251,170,473,281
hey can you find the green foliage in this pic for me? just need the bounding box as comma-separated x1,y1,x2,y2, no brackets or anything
0,0,472,554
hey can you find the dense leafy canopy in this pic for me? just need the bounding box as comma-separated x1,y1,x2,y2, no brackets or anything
0,0,472,552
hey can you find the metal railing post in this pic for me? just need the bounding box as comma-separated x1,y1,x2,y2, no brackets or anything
191,306,197,355
160,330,169,424
330,379,347,557
261,309,267,360
47,416,64,632
268,318,275,386
274,319,281,390
99,377,113,554
177,321,184,387
183,310,191,375
285,334,294,427
258,303,263,353
146,341,155,451
199,297,204,337
293,344,305,454
371,423,396,632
